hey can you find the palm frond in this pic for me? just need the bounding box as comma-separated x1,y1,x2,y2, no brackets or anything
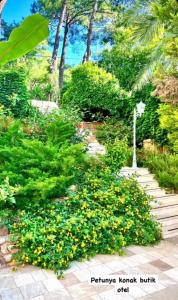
133,41,167,90
131,15,164,44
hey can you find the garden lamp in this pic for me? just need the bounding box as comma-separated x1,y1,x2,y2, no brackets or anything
132,101,146,169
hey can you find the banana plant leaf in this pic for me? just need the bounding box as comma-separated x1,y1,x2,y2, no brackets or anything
0,14,49,66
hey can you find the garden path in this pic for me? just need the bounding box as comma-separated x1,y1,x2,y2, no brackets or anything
1,238,178,300
120,167,178,239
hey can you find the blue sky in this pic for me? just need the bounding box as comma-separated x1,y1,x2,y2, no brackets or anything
2,0,99,65
3,0,34,23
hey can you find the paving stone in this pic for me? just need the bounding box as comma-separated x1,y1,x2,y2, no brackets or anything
0,287,23,300
124,266,141,275
95,254,123,264
91,295,102,300
150,259,172,272
44,290,72,300
164,267,178,281
0,276,16,289
111,270,127,275
105,261,128,272
61,273,80,287
67,282,97,298
126,246,148,255
43,278,64,292
94,284,113,294
123,248,135,257
14,273,35,287
141,282,165,294
126,285,147,298
139,263,161,274
43,270,56,278
31,270,47,281
74,269,93,282
15,265,39,274
88,264,112,275
161,256,178,267
0,267,15,278
138,284,178,300
72,261,89,270
85,258,102,267
20,282,47,299
30,296,45,300
166,236,178,245
99,288,134,300
158,273,177,287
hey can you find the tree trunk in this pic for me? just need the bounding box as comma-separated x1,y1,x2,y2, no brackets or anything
50,0,67,73
59,17,70,90
0,0,7,14
83,0,99,63
0,0,7,35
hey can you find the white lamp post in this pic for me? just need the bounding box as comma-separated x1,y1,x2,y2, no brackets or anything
132,101,146,169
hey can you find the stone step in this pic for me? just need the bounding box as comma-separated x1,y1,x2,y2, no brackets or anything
121,167,178,238
159,216,178,228
152,204,178,220
137,174,155,183
140,181,159,190
163,228,178,239
146,188,167,197
151,195,178,208
120,167,150,176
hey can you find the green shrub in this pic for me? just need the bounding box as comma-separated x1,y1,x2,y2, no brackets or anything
0,178,16,207
8,167,161,273
143,152,178,193
0,70,33,118
101,43,168,146
0,115,88,207
104,140,130,173
96,118,131,145
62,62,127,120
158,104,178,153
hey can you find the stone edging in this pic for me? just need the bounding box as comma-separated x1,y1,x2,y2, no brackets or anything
0,227,17,268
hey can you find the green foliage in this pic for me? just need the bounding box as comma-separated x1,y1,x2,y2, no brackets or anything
15,43,59,102
101,39,168,146
62,62,127,120
0,115,87,207
0,70,33,118
158,104,178,153
0,178,16,207
101,47,149,91
104,141,130,173
143,152,178,193
96,118,131,145
8,167,161,273
0,14,49,66
123,0,178,88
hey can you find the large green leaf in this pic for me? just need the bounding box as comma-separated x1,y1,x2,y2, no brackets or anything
0,14,49,66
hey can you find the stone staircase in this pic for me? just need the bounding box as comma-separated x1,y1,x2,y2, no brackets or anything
120,167,178,239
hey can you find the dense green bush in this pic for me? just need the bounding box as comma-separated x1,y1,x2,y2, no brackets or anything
0,114,88,207
143,152,178,193
62,62,127,120
8,165,161,273
101,44,168,146
104,140,130,173
158,104,178,153
0,70,33,118
0,178,16,208
101,47,149,91
96,118,131,145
